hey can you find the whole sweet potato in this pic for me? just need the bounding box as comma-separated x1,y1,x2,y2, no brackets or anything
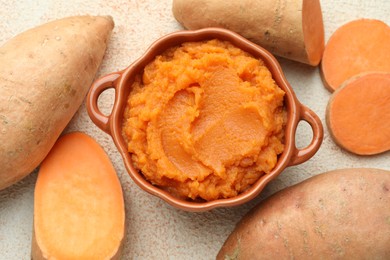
0,16,114,190
218,168,390,259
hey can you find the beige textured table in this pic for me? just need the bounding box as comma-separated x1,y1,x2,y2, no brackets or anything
1,1,389,259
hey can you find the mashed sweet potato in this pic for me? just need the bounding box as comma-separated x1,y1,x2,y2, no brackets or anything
123,39,286,201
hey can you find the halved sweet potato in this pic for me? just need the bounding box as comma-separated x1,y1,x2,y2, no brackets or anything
32,132,125,260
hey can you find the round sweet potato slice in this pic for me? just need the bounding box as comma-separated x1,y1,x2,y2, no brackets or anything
326,72,390,155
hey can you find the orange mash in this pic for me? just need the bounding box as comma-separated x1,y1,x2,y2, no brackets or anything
123,39,286,201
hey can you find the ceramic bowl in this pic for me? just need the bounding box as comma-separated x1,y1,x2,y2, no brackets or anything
87,28,323,212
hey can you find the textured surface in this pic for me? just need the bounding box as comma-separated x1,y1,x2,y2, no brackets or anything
0,1,389,259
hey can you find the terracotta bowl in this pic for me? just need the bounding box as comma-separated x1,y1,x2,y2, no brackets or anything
87,28,323,212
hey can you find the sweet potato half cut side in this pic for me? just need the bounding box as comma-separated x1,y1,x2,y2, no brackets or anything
32,132,125,260
321,19,390,92
326,72,390,155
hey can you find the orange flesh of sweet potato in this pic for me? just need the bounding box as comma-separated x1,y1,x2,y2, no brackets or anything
326,72,390,155
172,0,324,66
302,0,325,65
321,19,390,92
217,168,390,259
32,132,125,260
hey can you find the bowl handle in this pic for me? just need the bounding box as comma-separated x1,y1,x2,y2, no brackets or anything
288,104,324,166
87,73,121,135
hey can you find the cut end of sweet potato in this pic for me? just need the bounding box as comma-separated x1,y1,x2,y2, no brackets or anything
321,19,390,92
32,132,125,260
302,0,325,66
326,72,390,155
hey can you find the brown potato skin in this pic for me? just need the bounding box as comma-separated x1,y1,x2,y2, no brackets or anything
217,168,390,259
0,16,114,190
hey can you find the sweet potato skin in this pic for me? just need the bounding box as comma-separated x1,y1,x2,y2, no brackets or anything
0,15,114,190
217,168,390,259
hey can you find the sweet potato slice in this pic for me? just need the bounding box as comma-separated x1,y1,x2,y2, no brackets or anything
321,19,390,91
32,132,125,260
326,72,390,155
